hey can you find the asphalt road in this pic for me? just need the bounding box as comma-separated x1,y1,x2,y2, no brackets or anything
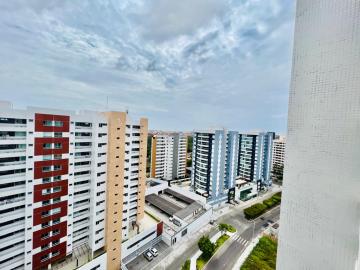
164,190,281,270
204,206,281,270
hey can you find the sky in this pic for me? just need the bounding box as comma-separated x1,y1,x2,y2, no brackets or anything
0,0,295,133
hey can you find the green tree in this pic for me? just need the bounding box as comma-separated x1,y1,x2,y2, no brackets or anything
218,223,227,235
272,164,284,185
187,136,193,153
198,235,215,259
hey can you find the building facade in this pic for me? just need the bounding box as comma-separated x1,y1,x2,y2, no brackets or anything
271,136,286,168
150,133,187,180
237,132,275,186
191,130,239,204
277,1,360,269
0,103,147,270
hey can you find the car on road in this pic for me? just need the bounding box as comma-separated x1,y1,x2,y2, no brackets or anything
149,247,158,257
267,219,274,224
210,219,216,225
143,250,153,261
169,217,174,222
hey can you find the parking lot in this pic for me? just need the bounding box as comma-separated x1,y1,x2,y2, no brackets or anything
126,241,170,270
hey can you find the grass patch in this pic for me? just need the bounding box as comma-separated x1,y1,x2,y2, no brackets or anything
215,234,230,250
243,192,282,220
196,234,230,269
196,256,206,270
181,259,190,270
219,223,237,233
240,236,278,270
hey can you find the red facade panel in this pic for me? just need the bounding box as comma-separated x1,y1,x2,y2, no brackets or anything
32,241,67,270
35,113,70,133
34,137,69,156
33,180,68,203
34,159,68,179
33,201,68,226
156,222,163,236
32,221,67,249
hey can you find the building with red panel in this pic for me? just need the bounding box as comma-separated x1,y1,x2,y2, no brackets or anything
0,103,151,270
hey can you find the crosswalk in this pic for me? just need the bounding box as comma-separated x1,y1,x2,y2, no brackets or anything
232,234,249,246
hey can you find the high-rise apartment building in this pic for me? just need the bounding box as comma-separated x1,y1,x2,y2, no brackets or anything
272,136,285,168
191,130,239,204
277,1,360,269
237,132,275,186
0,103,147,270
150,132,187,180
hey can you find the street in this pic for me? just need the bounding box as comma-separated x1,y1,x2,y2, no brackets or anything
204,206,281,270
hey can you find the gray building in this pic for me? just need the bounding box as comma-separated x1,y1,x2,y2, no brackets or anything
277,1,360,269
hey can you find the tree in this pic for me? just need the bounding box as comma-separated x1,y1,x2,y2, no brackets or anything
198,235,215,259
218,223,227,235
272,164,284,185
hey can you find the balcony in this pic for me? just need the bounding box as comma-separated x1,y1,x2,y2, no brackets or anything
0,253,24,269
0,242,25,263
0,230,25,249
0,135,26,141
0,161,26,171
0,196,25,211
0,148,26,158
0,220,25,237
0,184,26,197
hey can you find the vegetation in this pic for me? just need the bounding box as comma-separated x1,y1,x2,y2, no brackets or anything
198,235,215,259
187,136,193,153
181,259,191,270
219,223,236,234
243,192,282,220
196,234,230,269
271,164,284,185
187,158,192,167
215,234,230,249
241,236,278,270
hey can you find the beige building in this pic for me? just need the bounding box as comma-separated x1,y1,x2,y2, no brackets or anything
150,132,187,180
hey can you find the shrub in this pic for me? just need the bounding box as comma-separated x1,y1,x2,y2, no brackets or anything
181,259,191,270
215,234,230,250
198,235,216,260
244,192,282,220
244,203,267,219
241,236,278,270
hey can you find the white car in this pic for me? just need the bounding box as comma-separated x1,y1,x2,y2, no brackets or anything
149,247,158,257
143,251,153,261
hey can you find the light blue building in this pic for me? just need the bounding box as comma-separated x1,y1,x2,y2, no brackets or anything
191,129,239,205
237,132,275,186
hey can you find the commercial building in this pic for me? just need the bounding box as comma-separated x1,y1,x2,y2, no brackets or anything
0,102,148,270
191,130,239,204
271,136,285,168
277,1,360,269
144,179,212,247
237,132,275,186
150,132,187,180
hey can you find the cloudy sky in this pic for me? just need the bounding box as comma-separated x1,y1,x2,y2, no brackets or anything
0,0,295,133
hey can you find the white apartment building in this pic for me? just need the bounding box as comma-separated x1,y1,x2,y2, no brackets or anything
150,133,187,180
277,1,360,269
191,130,239,205
271,136,285,168
0,102,148,270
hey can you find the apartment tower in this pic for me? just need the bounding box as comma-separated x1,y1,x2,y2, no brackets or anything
277,1,360,269
237,132,275,186
0,103,147,270
150,132,187,180
271,136,285,168
191,130,239,204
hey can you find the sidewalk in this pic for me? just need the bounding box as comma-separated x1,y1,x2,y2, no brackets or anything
212,185,282,221
190,230,236,270
232,227,272,270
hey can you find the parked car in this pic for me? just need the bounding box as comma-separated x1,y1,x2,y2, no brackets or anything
210,219,215,225
143,250,153,261
169,217,174,222
149,247,158,257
